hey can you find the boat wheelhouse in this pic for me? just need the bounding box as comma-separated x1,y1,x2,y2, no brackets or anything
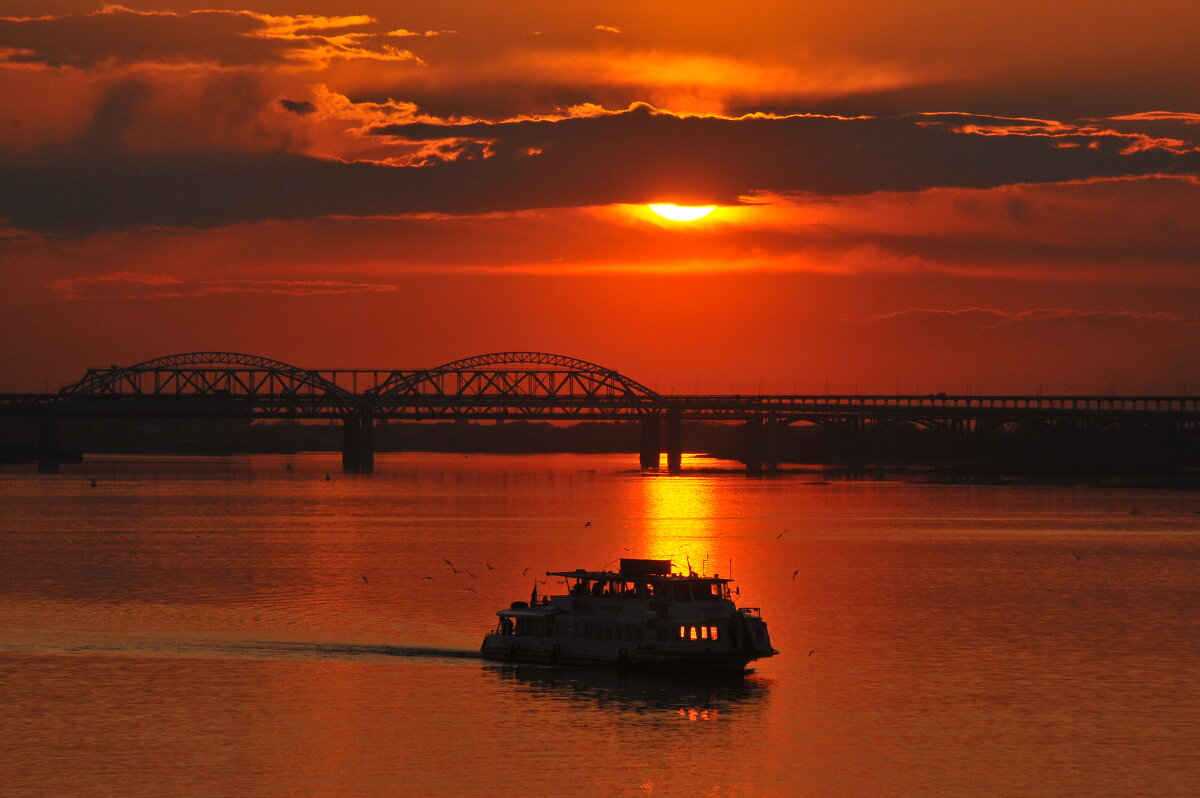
480,558,777,671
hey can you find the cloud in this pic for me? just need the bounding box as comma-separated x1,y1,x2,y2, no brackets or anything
1109,111,1200,125
3,105,1199,236
387,29,456,38
594,25,621,34
49,270,397,300
0,6,418,70
860,307,1184,329
279,98,317,115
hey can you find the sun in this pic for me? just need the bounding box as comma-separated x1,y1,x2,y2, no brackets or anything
648,204,716,222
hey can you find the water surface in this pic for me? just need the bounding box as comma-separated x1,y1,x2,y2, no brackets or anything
2,453,1198,796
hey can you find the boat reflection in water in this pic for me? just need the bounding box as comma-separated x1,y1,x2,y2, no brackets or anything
487,663,771,720
480,558,778,672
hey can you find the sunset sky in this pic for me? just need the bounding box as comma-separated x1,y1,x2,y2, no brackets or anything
2,2,1198,394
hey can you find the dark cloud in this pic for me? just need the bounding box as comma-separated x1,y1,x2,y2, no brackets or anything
48,270,398,300
280,98,317,115
3,106,1198,235
862,308,1184,329
372,108,1200,197
0,7,411,69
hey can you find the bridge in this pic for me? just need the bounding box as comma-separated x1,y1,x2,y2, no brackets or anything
2,351,1199,473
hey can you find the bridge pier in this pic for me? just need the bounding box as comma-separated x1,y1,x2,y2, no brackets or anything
37,414,59,473
639,416,661,469
666,405,682,473
765,416,781,473
743,417,765,475
341,410,375,473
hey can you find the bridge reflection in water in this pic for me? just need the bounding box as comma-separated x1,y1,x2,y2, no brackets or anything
2,351,1198,473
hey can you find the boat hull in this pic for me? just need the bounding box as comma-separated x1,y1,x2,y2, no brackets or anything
480,636,774,672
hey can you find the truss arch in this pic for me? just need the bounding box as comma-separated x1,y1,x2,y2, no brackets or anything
372,351,661,401
59,351,347,397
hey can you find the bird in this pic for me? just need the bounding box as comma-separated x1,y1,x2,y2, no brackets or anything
776,529,787,539
522,568,529,576
791,569,799,580
466,570,479,579
584,521,591,527
361,575,368,584
808,650,816,656
464,586,477,593
451,567,461,574
423,576,434,580
485,563,494,570
1072,552,1082,560
442,558,454,566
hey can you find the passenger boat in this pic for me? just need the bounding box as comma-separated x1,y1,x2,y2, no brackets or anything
480,558,778,671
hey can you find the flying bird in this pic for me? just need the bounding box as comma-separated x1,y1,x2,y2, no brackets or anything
791,569,799,580
584,521,591,527
776,529,787,539
423,576,434,580
522,568,529,576
442,558,454,566
486,563,494,570
361,575,368,583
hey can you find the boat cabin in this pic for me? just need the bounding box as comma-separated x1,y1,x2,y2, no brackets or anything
550,559,733,603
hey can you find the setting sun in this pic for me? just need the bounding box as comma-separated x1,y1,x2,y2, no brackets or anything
648,204,716,221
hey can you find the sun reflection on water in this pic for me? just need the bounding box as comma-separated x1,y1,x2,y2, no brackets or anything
638,465,721,571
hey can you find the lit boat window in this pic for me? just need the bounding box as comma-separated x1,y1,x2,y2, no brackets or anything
689,626,698,641
710,626,719,641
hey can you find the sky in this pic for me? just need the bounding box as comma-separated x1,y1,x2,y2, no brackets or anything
2,2,1198,394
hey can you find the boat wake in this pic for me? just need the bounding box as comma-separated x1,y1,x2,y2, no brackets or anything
3,633,482,664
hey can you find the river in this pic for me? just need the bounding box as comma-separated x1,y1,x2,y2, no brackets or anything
2,453,1197,796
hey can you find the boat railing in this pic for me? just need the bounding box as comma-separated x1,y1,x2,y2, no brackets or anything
739,607,762,617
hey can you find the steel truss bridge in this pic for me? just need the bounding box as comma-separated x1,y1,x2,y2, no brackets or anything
2,351,1198,472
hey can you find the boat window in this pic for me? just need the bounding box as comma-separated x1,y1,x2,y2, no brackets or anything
689,626,698,641
700,626,709,639
671,582,692,602
709,625,719,641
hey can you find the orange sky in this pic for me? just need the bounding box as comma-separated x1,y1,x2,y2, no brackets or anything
2,2,1199,393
